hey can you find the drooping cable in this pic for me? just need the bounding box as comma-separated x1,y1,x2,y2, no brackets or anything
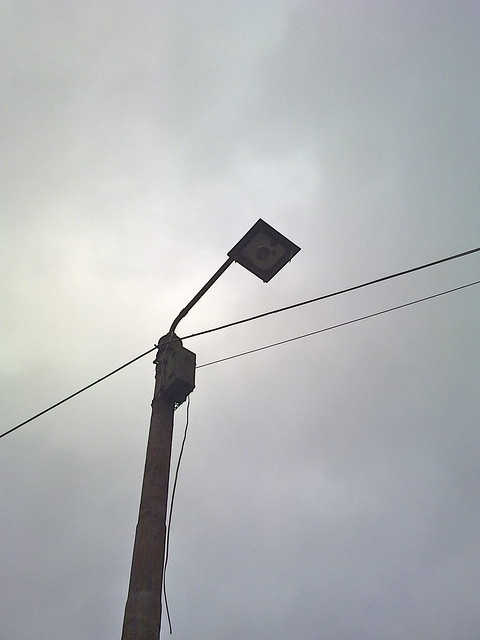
196,280,480,369
1,246,478,439
162,394,191,636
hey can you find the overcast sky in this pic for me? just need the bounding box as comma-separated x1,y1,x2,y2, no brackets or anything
1,2,479,639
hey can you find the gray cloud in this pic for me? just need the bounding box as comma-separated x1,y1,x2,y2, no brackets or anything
1,2,479,639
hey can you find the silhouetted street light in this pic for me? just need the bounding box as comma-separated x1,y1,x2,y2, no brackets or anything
121,219,300,640
228,218,301,282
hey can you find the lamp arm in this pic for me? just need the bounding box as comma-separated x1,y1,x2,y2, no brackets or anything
169,256,234,334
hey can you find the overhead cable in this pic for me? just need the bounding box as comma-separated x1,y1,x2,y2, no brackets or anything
1,246,478,439
196,280,480,369
184,247,480,341
0,346,157,440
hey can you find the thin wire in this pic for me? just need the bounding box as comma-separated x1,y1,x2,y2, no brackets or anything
184,247,480,341
0,346,157,440
2,246,479,439
196,280,480,369
162,394,191,636
158,281,479,635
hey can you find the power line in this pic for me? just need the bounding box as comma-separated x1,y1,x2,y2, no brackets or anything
185,246,480,341
0,346,157,440
157,280,479,616
196,280,480,369
2,246,478,439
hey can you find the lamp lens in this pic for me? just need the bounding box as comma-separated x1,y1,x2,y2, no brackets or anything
256,246,271,261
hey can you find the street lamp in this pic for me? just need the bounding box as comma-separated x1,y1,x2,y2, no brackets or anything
228,218,301,282
121,219,300,640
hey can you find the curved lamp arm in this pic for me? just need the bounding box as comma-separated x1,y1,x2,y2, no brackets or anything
169,256,234,334
168,218,300,335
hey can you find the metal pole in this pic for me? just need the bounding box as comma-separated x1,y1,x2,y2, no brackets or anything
121,335,179,640
169,256,234,334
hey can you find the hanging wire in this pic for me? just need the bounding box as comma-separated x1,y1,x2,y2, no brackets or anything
162,394,191,636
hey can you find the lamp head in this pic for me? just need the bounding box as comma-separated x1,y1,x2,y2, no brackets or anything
228,219,300,282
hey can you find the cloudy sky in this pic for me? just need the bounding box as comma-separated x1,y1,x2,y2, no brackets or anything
1,2,479,638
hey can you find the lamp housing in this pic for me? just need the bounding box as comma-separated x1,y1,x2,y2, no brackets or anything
154,336,195,406
227,219,300,282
